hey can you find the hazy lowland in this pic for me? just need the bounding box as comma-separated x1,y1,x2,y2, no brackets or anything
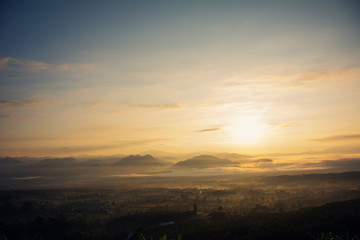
1,154,360,240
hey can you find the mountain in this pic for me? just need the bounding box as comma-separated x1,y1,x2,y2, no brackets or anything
78,159,105,167
174,155,239,169
30,157,77,167
113,154,168,166
75,154,126,163
0,157,20,164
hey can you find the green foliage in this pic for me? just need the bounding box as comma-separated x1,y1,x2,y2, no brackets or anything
0,235,8,240
312,232,360,240
313,232,343,240
159,234,166,240
129,229,146,240
128,229,182,240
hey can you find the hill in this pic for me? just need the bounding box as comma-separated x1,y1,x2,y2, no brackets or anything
174,155,239,169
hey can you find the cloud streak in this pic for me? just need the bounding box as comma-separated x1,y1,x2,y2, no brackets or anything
294,68,360,83
197,128,221,132
134,103,182,109
0,138,172,156
304,158,360,171
254,158,273,163
0,100,45,108
71,102,183,110
0,57,96,72
310,134,360,142
279,68,360,87
223,67,360,88
0,114,23,119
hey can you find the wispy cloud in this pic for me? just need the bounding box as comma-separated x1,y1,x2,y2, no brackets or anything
276,68,360,87
197,128,221,132
10,176,41,180
222,67,360,88
134,103,182,109
0,100,45,108
113,138,172,147
310,134,360,142
304,158,360,171
105,174,150,178
72,102,104,109
294,68,360,83
253,158,273,163
0,114,23,119
0,57,96,72
1,138,172,156
72,102,182,110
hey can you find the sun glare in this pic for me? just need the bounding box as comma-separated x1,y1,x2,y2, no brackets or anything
230,115,265,145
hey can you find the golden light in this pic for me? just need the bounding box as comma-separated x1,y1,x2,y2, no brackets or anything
229,115,265,145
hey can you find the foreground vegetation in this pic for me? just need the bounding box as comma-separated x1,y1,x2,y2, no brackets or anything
1,197,360,239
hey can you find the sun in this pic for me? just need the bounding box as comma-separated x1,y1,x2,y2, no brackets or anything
229,115,265,145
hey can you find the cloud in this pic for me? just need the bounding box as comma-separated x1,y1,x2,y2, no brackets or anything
72,102,104,109
0,58,10,70
197,128,221,132
0,100,45,108
310,134,360,142
305,158,360,171
105,174,150,178
223,67,360,88
253,162,293,170
114,138,172,147
323,158,360,170
10,176,41,180
0,114,22,119
214,153,254,161
72,102,182,110
254,158,273,163
0,57,96,72
1,138,171,156
294,68,360,83
277,68,360,87
323,146,360,154
134,103,182,109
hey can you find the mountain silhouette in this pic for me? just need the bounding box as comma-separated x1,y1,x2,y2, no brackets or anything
113,154,167,166
174,155,239,169
30,157,77,167
0,157,20,164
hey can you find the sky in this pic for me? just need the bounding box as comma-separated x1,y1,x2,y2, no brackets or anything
1,0,360,160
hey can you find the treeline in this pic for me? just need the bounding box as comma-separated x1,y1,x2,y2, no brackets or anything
176,199,360,240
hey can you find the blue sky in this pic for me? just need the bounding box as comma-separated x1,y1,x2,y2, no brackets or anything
2,0,359,62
